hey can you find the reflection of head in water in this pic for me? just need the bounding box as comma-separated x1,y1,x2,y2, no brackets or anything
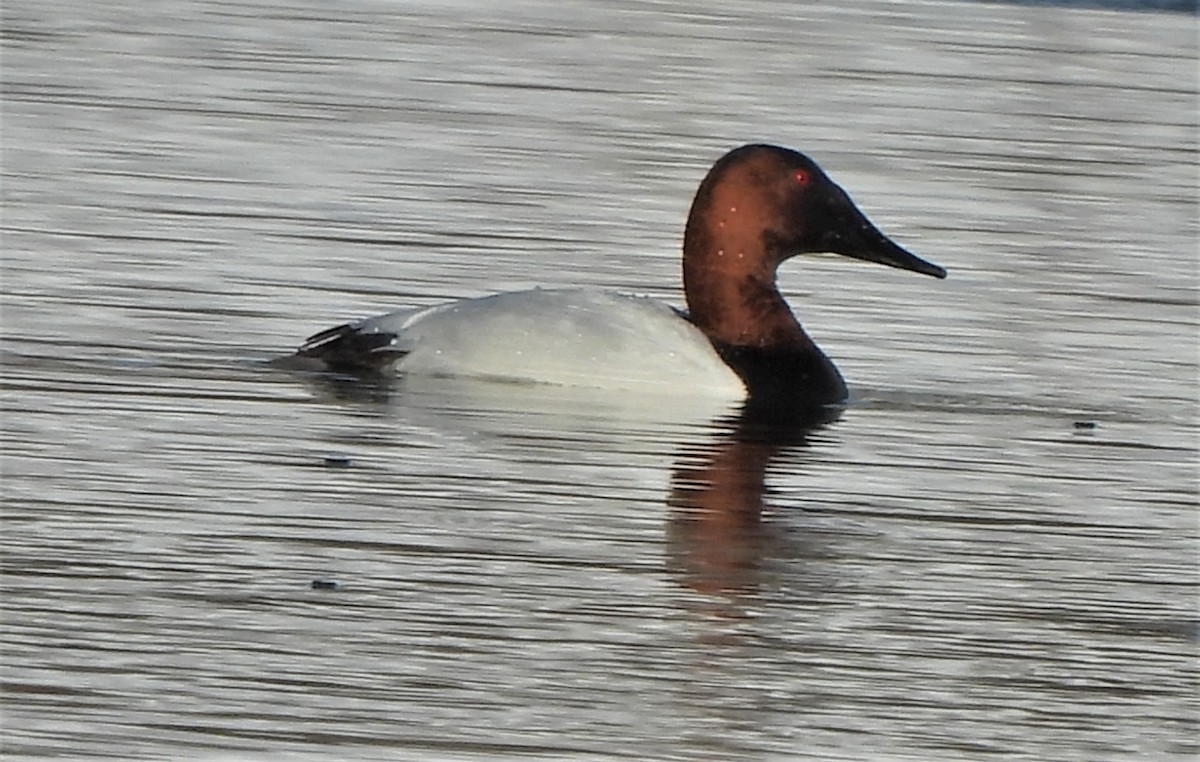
667,397,842,596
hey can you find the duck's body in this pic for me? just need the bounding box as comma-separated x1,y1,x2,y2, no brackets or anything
303,288,746,396
295,144,946,405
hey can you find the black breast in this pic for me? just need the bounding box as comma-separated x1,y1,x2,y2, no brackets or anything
711,341,848,406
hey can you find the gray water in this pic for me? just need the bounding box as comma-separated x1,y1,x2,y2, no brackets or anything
2,0,1197,760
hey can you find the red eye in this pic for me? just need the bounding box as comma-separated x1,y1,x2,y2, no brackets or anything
794,169,811,186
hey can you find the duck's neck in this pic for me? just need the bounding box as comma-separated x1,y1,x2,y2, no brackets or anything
683,260,807,349
682,204,810,350
682,204,847,403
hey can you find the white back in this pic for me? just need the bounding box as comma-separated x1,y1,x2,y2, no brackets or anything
360,289,745,397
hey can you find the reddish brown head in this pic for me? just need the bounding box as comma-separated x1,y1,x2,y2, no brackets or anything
682,144,945,351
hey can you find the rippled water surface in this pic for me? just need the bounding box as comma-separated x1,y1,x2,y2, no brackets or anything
2,0,1197,759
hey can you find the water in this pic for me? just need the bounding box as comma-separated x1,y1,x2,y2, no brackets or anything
2,0,1197,759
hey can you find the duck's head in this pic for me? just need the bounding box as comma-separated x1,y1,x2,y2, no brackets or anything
683,143,946,280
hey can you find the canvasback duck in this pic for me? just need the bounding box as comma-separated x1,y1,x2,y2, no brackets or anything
294,144,946,404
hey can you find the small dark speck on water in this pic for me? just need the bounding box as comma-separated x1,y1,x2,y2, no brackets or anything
1073,421,1098,430
310,580,340,591
323,455,353,468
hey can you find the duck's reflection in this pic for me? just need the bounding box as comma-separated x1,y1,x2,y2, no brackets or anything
667,396,841,596
289,362,840,596
284,363,398,406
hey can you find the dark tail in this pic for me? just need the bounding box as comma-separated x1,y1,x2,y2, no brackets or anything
295,323,407,375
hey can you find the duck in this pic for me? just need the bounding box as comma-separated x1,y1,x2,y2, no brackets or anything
292,144,946,405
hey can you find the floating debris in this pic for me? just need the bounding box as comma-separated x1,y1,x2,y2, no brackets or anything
323,454,353,468
1072,421,1098,430
311,579,340,591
